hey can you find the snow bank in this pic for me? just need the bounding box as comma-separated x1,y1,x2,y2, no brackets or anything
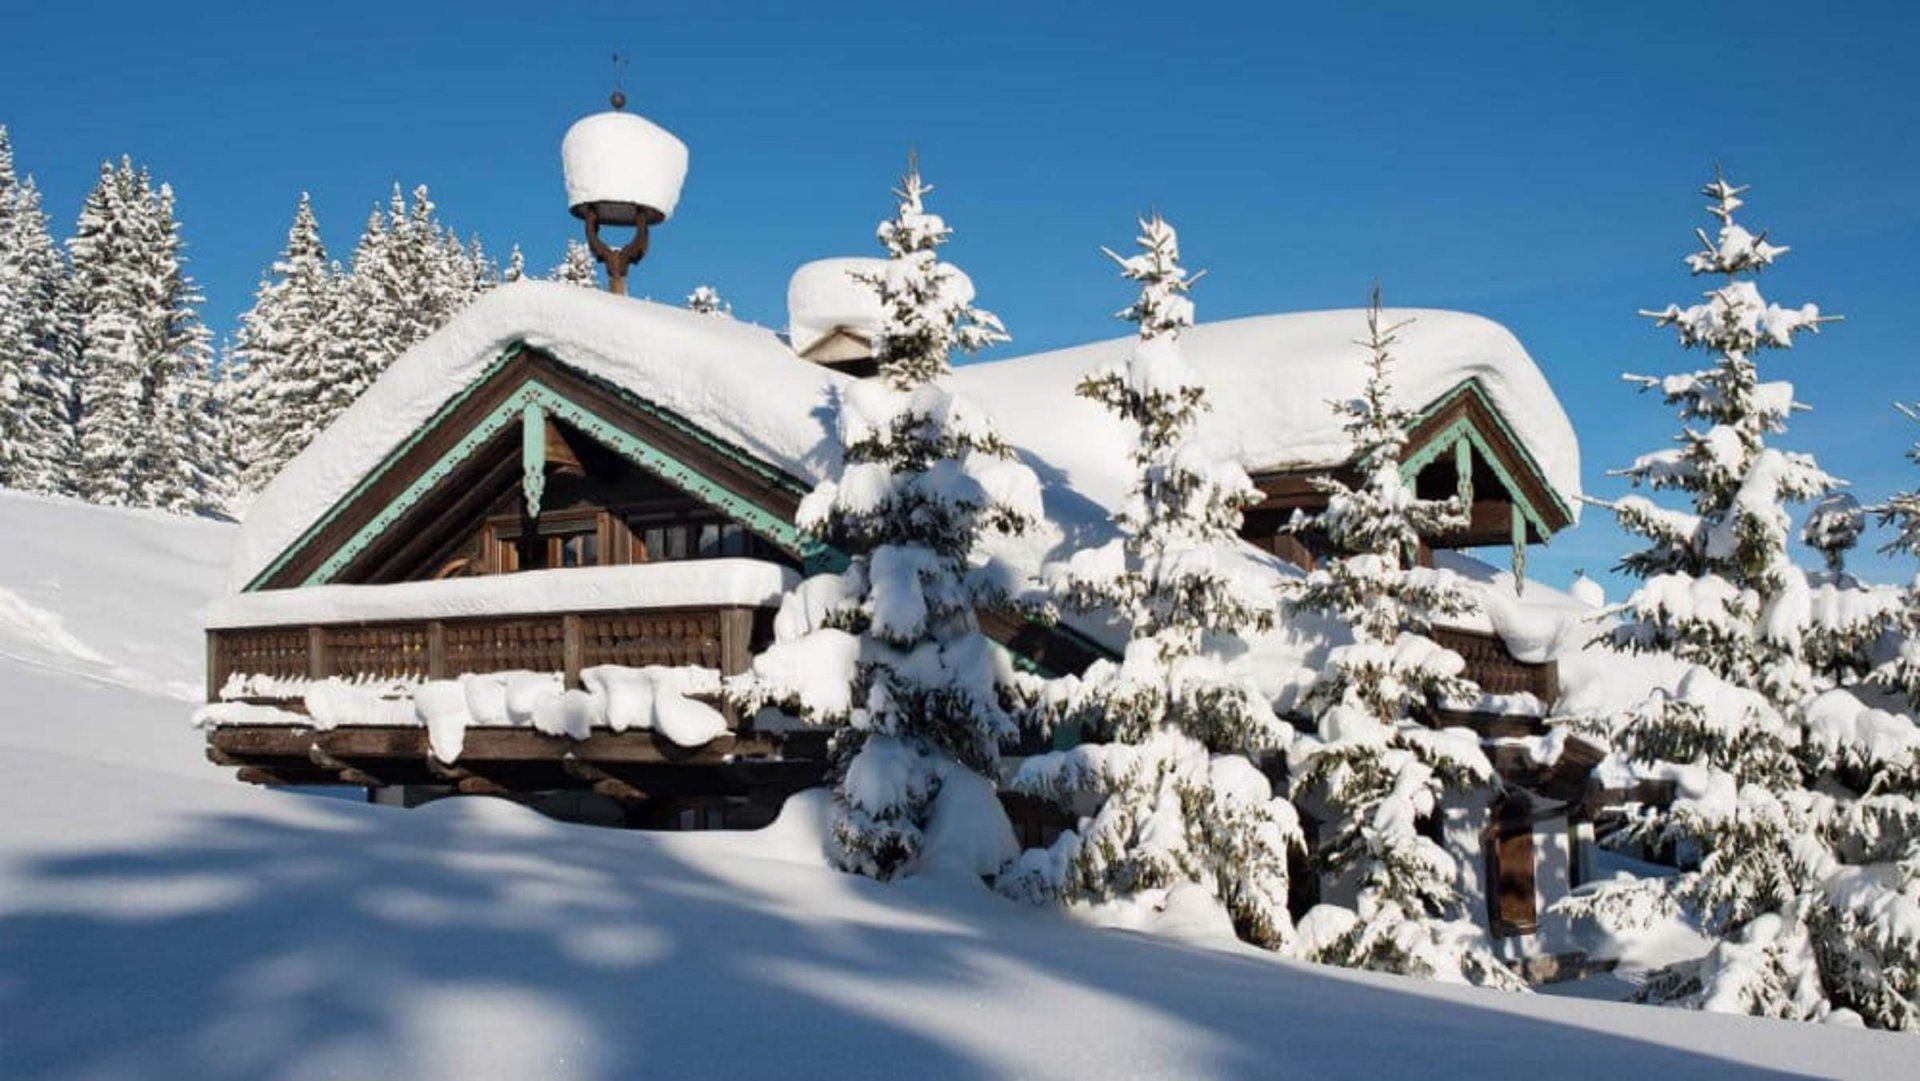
206,559,796,628
6,491,1917,1080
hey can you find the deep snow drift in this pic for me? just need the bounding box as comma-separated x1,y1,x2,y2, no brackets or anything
0,492,1908,1080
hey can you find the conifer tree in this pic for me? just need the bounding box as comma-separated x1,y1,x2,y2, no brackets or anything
502,245,525,283
549,239,599,288
1003,213,1302,947
66,159,225,513
0,126,75,493
685,284,730,317
1879,404,1920,562
735,157,1040,880
1560,173,1917,1028
229,193,339,497
1279,288,1521,989
322,184,491,436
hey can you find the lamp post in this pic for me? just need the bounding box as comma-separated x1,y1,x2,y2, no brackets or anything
561,91,688,295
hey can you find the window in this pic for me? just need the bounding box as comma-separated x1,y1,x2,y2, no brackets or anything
487,512,602,573
632,516,756,564
558,531,597,568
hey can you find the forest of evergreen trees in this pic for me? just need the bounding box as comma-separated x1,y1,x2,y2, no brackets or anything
0,125,606,516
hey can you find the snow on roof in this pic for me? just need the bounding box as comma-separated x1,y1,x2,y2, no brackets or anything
948,309,1580,519
229,282,1580,594
206,560,797,629
231,282,852,592
787,257,887,353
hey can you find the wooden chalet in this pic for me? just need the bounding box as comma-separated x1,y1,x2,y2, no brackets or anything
201,103,1600,958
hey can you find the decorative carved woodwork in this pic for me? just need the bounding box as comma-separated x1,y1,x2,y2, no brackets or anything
205,604,774,702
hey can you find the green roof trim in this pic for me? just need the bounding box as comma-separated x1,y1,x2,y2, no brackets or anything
246,344,838,592
1397,378,1573,537
244,345,525,591
297,377,835,586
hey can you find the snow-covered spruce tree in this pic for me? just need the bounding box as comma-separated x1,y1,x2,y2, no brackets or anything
1880,404,1920,563
229,192,341,497
66,158,228,513
1875,404,1920,706
1560,173,1918,1028
685,284,730,317
1001,213,1302,947
1277,287,1522,989
549,239,599,288
734,157,1040,880
502,245,525,283
0,125,76,494
324,185,494,432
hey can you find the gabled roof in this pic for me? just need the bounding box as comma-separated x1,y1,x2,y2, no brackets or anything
230,281,1581,594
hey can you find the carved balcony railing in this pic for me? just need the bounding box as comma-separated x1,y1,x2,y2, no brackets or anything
200,603,836,798
206,605,772,705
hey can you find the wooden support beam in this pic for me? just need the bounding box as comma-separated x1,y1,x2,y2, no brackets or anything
237,766,292,786
308,743,384,787
561,755,648,802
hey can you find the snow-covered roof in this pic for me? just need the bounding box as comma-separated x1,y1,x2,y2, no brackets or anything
230,281,1580,593
206,560,797,629
948,309,1580,518
787,257,887,354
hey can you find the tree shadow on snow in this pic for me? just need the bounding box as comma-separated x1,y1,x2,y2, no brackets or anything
0,791,1840,1081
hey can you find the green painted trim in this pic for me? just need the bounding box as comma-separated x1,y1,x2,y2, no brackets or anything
249,343,839,592
1407,379,1574,530
560,363,814,501
521,402,546,517
245,345,524,590
301,378,835,585
1401,414,1552,541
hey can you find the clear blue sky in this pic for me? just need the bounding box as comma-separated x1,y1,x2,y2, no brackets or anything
4,1,1917,594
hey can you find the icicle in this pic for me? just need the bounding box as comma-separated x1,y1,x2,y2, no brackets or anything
521,402,546,518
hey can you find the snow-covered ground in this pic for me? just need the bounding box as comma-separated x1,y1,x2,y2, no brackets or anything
0,491,1910,1080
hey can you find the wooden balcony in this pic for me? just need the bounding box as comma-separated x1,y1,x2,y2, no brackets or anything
1427,625,1560,736
207,604,773,704
200,601,837,801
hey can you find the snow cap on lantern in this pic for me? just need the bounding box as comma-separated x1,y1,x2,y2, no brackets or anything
562,103,688,225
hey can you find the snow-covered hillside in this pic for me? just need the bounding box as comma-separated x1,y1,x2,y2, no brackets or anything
0,492,1909,1080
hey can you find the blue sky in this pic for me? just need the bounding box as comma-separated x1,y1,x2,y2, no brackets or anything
4,1,1917,594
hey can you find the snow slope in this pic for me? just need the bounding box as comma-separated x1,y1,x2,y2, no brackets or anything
1,492,1911,1080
